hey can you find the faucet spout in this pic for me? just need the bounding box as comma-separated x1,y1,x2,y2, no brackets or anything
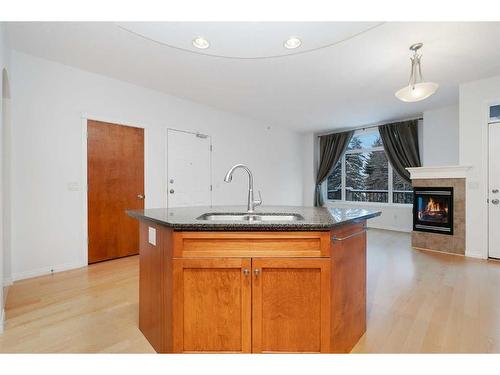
223,164,261,213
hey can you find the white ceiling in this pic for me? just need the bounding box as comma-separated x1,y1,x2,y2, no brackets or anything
116,22,382,58
6,22,500,132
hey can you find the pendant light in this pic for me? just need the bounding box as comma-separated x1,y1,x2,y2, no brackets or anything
395,43,438,102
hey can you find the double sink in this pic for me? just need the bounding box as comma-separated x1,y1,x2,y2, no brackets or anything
197,212,304,222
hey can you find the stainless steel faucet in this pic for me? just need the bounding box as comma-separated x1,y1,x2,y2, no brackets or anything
224,164,262,213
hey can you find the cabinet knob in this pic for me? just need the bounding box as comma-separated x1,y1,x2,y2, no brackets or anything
243,268,249,276
254,268,260,277
137,194,145,200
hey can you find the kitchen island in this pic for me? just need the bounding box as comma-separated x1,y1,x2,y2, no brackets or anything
127,205,380,353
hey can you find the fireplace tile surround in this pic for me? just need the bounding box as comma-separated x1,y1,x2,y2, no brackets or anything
407,166,469,256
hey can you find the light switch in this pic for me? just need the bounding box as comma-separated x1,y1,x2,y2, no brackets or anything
148,227,156,246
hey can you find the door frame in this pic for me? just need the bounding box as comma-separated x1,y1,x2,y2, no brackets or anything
488,102,500,259
165,128,213,208
81,113,148,265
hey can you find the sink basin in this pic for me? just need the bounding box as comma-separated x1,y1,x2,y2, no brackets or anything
196,212,304,222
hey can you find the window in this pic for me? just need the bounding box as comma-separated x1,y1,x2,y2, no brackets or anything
490,104,500,122
326,129,413,204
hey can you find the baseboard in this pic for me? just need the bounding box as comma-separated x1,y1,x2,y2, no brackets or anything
12,261,87,282
367,225,412,233
413,246,465,257
465,251,488,260
3,277,13,287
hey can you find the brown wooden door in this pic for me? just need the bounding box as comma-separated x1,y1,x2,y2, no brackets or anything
172,258,252,353
252,258,331,353
87,120,144,263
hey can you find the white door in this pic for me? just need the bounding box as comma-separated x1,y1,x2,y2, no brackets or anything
489,121,500,259
167,129,212,208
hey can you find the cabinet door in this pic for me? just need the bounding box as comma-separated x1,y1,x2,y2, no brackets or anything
252,258,331,353
172,258,251,353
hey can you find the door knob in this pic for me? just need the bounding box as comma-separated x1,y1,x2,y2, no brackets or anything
137,194,145,199
492,199,500,205
169,189,175,194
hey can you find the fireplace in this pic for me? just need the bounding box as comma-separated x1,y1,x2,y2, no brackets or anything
413,187,453,235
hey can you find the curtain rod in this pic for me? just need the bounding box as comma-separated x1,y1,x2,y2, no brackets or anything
316,115,423,138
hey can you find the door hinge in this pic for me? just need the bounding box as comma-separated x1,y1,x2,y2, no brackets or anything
210,184,213,191
210,145,213,152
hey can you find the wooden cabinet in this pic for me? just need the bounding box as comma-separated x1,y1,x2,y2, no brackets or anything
172,258,251,353
252,258,331,353
137,221,367,354
171,257,330,353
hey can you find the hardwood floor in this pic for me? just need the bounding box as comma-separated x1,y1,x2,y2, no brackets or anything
353,230,500,353
1,229,499,353
0,256,154,353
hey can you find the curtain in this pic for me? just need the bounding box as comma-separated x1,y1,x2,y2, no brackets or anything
379,119,421,183
314,130,354,206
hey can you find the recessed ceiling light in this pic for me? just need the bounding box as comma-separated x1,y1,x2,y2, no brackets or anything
283,37,302,49
192,37,210,49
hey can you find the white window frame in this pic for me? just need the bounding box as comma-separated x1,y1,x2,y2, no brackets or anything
326,128,413,207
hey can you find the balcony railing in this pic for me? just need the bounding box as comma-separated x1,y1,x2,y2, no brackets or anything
327,188,413,204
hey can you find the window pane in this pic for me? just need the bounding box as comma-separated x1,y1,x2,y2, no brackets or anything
393,192,413,204
364,150,388,190
346,151,388,203
490,104,500,122
346,153,367,189
326,161,341,200
393,170,412,191
392,169,413,204
347,132,383,151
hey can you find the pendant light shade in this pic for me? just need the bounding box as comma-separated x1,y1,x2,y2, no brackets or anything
395,43,438,102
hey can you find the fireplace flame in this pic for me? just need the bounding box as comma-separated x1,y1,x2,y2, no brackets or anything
426,197,447,213
417,197,449,221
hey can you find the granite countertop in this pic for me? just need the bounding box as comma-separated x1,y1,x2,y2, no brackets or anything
127,205,381,231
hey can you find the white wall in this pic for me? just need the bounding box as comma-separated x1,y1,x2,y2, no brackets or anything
301,132,316,206
459,74,500,259
422,104,459,166
9,51,303,281
0,22,11,333
2,69,11,290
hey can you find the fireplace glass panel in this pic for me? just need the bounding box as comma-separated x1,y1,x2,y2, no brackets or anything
416,195,450,224
413,187,453,235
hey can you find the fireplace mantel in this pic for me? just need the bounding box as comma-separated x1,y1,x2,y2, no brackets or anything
406,165,472,180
